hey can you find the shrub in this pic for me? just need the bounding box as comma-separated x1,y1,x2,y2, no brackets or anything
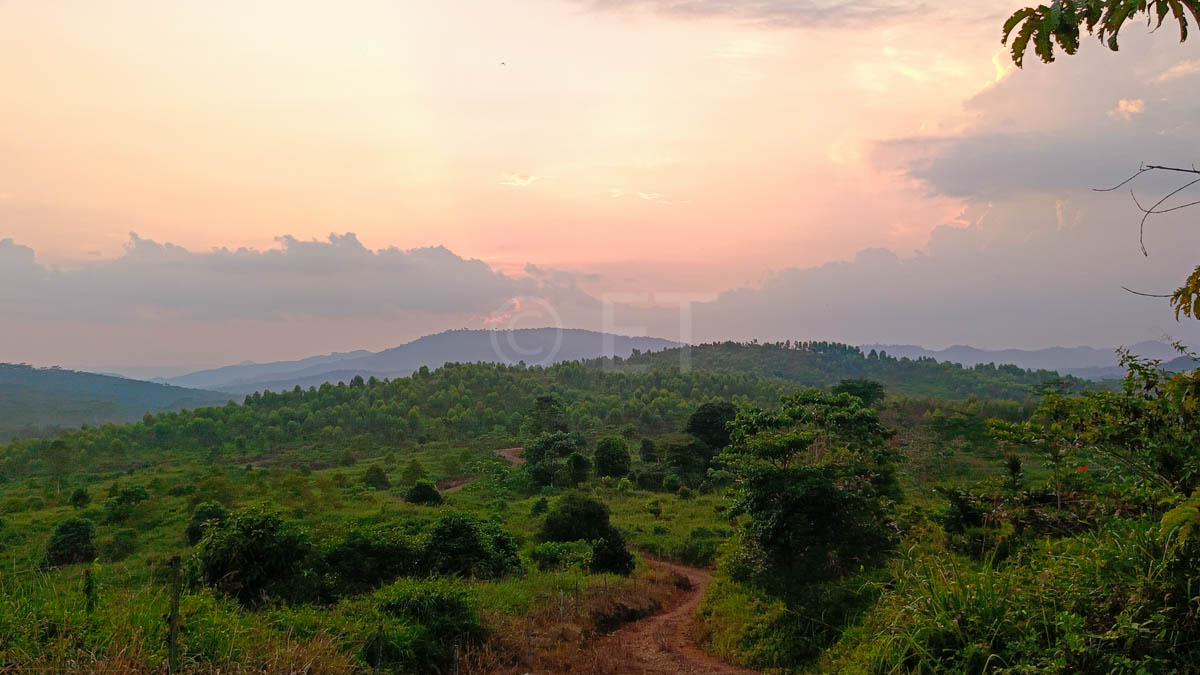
677,486,695,500
362,465,391,491
589,533,635,576
185,501,229,545
369,577,486,672
191,507,314,605
405,480,442,506
399,459,427,485
69,488,91,508
45,518,97,567
530,541,591,571
320,526,422,596
539,493,612,543
530,497,549,516
424,512,521,579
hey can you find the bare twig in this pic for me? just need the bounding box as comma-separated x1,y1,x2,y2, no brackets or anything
1120,286,1174,298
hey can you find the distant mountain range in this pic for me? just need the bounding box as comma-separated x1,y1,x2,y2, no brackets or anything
159,329,682,394
0,363,230,442
862,341,1195,380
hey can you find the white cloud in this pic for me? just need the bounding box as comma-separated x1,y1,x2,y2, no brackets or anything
1109,98,1145,120
1156,59,1200,83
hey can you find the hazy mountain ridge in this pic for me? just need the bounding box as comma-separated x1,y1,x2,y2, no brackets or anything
163,329,682,394
862,340,1186,378
0,363,230,441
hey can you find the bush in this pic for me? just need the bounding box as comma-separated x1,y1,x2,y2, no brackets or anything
69,488,91,508
185,501,229,545
102,484,150,524
100,528,138,561
424,512,521,579
539,493,613,543
191,507,314,605
45,517,97,567
369,577,486,673
320,526,422,597
530,540,591,571
677,486,695,500
639,438,658,463
362,465,391,490
530,497,549,516
662,474,683,492
405,480,442,506
589,533,635,576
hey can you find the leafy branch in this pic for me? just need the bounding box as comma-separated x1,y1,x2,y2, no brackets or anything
1003,0,1200,67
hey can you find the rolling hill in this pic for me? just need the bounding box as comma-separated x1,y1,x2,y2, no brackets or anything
0,363,230,441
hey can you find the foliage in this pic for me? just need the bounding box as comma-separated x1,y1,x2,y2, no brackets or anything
831,378,886,406
361,465,391,490
685,400,738,450
1002,0,1200,67
588,532,635,576
319,526,423,596
45,517,97,567
594,435,632,477
68,487,90,508
423,512,521,579
538,492,613,543
529,540,591,571
100,528,138,561
191,506,314,605
722,389,900,583
404,479,442,506
185,501,229,545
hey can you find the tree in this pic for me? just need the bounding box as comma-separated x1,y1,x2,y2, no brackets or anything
192,507,314,605
399,459,427,485
69,488,91,509
45,517,97,567
594,436,631,478
362,465,391,491
539,492,613,543
722,390,899,583
831,379,886,407
685,401,738,450
566,452,592,485
1002,1,1200,67
589,532,635,576
639,438,658,463
405,479,443,506
526,394,568,437
43,440,71,493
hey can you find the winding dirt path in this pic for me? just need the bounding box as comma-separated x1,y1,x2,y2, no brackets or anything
441,446,752,673
588,558,759,675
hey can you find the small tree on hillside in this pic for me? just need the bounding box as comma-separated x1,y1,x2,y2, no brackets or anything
45,518,97,567
362,465,391,491
594,436,631,478
405,480,443,506
831,379,886,407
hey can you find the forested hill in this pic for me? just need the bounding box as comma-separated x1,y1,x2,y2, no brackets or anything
610,341,1079,400
0,364,230,442
0,360,786,477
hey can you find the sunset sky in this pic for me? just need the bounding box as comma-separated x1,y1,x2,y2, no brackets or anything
2,1,1199,369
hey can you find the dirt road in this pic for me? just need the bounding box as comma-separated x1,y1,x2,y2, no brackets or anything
587,558,759,674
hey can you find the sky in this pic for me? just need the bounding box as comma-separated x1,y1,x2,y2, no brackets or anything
2,0,1199,370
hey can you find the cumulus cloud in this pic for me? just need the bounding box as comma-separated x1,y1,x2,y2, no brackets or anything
872,32,1200,199
604,193,1200,349
0,233,588,322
